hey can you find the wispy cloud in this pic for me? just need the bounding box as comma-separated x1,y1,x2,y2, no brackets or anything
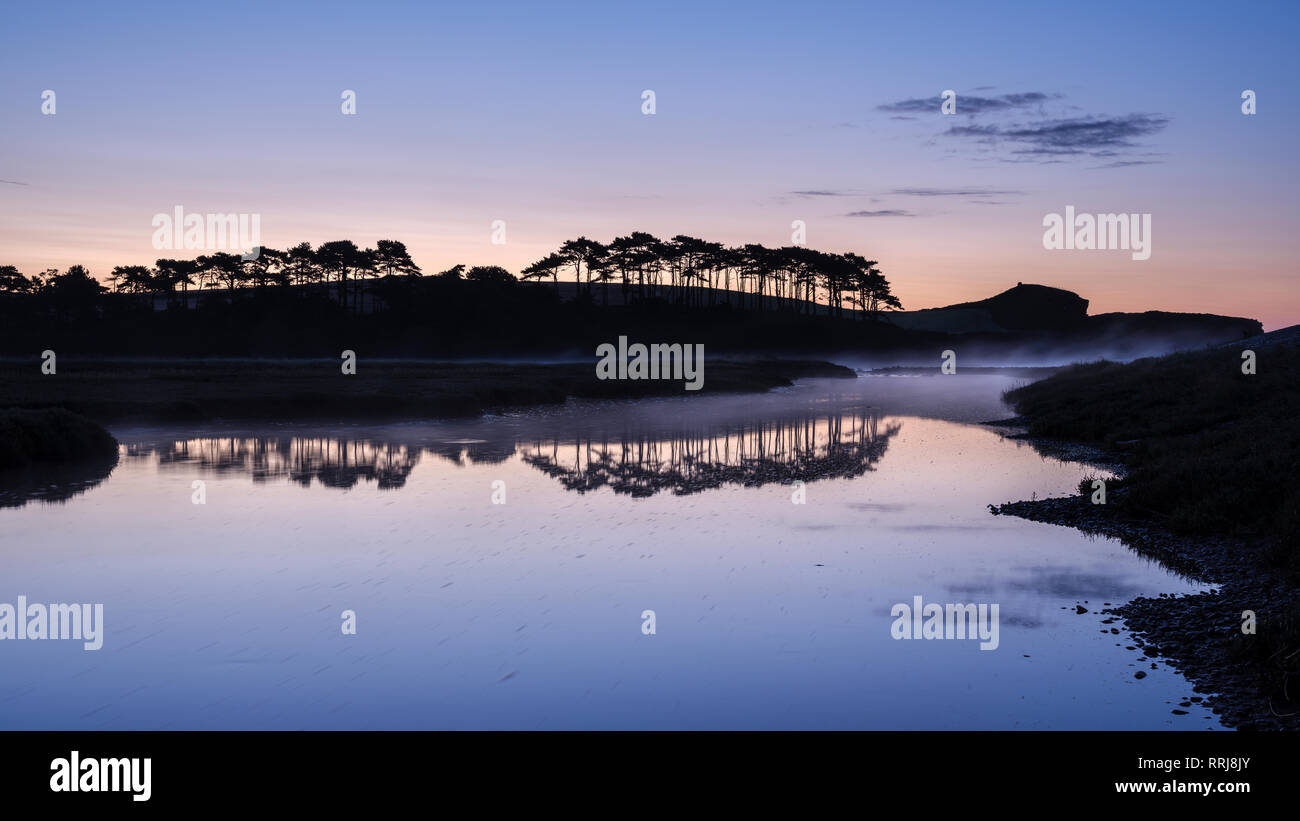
880,89,1170,165
947,113,1170,157
889,187,1023,197
878,91,1053,115
0,179,30,186
1090,159,1162,169
789,189,852,197
845,209,913,217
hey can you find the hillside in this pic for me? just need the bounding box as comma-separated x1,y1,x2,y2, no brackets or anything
0,277,1262,361
882,283,1260,355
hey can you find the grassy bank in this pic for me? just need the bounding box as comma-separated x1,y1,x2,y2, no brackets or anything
0,358,856,424
0,408,119,469
998,337,1300,729
1004,343,1300,570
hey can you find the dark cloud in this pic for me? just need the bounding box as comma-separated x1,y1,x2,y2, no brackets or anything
845,209,913,217
790,190,851,197
947,114,1170,157
0,179,29,186
878,91,1052,114
999,92,1054,108
945,124,1000,138
880,88,1170,165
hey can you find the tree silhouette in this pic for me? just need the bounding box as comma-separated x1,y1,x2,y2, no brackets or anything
240,247,285,290
40,265,106,321
558,237,606,297
375,239,421,278
284,243,321,286
0,265,35,294
1,231,902,322
520,253,566,291
196,252,245,294
155,259,200,307
315,240,362,307
465,265,515,286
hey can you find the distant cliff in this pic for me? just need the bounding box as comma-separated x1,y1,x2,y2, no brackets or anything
884,283,1260,352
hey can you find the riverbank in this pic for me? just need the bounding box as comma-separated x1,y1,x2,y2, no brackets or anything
0,408,120,507
988,330,1300,730
992,485,1300,730
0,407,118,469
0,358,856,424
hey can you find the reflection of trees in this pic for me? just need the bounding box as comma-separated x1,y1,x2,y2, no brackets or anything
115,411,900,498
126,437,421,489
520,411,900,497
0,452,119,509
427,440,517,466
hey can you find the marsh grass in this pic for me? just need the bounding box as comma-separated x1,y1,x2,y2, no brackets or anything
1006,345,1300,568
0,359,856,424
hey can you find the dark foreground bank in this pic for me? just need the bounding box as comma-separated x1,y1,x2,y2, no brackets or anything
0,407,120,507
989,330,1300,730
0,358,855,423
0,407,118,469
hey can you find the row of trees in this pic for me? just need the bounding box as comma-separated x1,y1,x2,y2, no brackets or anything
522,234,902,317
115,240,427,303
0,233,902,317
1,240,503,311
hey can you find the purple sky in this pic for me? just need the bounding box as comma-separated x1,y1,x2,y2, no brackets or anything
2,0,1297,328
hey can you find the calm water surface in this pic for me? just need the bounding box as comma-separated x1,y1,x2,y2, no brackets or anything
0,375,1218,729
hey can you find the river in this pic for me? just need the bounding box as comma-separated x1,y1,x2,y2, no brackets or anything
0,374,1218,729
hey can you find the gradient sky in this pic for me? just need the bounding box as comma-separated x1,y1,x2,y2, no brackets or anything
2,0,1297,328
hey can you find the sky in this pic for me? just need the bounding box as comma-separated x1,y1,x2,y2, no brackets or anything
2,0,1297,329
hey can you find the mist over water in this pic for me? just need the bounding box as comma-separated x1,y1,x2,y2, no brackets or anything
0,376,1218,729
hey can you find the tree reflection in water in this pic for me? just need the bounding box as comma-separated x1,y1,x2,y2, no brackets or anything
0,451,119,509
110,409,900,498
521,410,900,496
125,437,422,490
